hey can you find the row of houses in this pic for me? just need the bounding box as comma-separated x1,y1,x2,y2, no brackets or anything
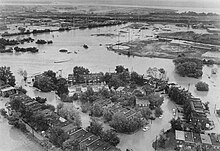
62,125,120,151
8,94,120,151
68,73,104,85
175,130,220,151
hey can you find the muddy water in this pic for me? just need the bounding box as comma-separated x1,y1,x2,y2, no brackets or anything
0,24,220,151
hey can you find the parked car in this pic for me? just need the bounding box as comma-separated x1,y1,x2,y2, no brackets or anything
143,126,150,132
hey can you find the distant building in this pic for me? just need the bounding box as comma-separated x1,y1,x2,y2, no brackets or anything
0,84,16,97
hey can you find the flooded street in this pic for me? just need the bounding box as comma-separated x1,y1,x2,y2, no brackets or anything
0,24,220,151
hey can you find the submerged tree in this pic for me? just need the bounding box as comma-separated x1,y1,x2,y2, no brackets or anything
0,66,16,86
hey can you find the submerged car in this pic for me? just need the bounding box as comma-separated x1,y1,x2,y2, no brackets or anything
143,126,150,132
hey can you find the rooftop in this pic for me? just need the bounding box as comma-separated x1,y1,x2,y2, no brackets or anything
80,135,99,147
68,128,87,140
184,131,194,143
94,142,111,151
61,123,78,134
87,139,105,151
0,86,15,92
201,134,212,145
210,133,220,147
176,130,185,141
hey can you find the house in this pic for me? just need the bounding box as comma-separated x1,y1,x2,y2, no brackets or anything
61,123,79,135
82,73,104,83
0,84,16,97
80,135,99,151
87,139,105,151
175,130,220,151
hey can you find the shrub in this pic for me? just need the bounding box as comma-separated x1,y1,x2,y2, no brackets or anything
195,81,209,91
17,87,27,94
0,108,7,117
155,107,163,118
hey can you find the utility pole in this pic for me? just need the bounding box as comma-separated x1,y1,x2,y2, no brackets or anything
155,136,157,151
214,104,217,114
187,83,190,91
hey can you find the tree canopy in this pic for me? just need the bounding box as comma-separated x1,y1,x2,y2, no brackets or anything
0,66,16,86
173,57,203,78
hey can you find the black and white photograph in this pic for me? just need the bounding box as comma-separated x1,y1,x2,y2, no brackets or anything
0,0,220,151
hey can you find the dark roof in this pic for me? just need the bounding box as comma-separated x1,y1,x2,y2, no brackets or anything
68,129,87,141
61,123,78,134
94,142,111,151
80,135,100,148
124,110,136,118
77,131,94,143
106,146,121,151
87,139,105,151
210,133,220,147
185,131,194,143
193,133,202,143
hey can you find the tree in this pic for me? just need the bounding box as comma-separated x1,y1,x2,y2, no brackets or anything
57,104,82,127
103,109,113,122
57,78,69,96
101,130,120,146
148,93,164,110
17,86,27,94
142,84,154,96
204,101,209,111
73,66,90,83
173,57,203,78
33,76,57,92
130,72,144,86
73,66,90,76
63,139,80,151
108,77,124,90
41,104,55,112
103,72,112,84
170,118,182,131
9,97,25,113
140,107,152,120
8,111,21,127
49,127,69,148
0,66,16,86
110,112,143,133
195,81,209,91
0,108,7,117
30,112,49,131
91,103,103,117
43,70,57,84
86,119,103,136
100,88,110,98
115,65,127,74
155,107,163,118
118,70,130,83
35,96,47,103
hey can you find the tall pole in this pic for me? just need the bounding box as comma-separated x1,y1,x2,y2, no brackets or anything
187,83,190,91
214,104,217,114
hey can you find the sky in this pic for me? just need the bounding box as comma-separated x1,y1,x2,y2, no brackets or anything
1,0,220,9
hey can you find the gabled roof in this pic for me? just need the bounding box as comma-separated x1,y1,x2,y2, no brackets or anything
87,139,105,151
94,142,111,151
61,123,78,134
80,135,99,147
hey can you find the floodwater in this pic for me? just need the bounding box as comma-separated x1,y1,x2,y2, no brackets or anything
0,23,220,151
